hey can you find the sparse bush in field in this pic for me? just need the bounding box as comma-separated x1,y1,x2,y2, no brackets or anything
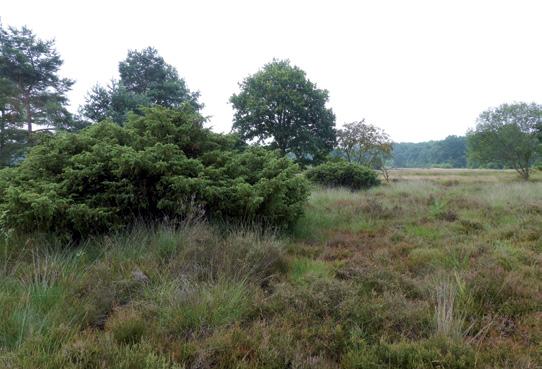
407,248,448,274
467,264,539,317
184,321,303,369
429,199,458,222
305,160,380,190
0,107,309,238
270,278,352,323
344,290,433,342
58,334,182,369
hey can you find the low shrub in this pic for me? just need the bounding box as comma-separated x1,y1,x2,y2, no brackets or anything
0,107,309,238
305,161,379,190
342,337,476,369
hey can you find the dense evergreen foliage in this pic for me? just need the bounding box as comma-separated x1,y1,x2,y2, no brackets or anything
81,47,201,124
0,76,26,166
0,24,78,167
0,107,309,238
392,135,467,168
305,160,380,190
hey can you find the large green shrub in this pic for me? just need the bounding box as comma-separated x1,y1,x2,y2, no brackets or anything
0,107,309,238
305,160,379,190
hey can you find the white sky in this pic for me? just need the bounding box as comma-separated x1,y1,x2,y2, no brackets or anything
2,0,541,142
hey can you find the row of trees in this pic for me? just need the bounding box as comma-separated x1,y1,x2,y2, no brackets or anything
392,136,467,168
0,24,203,166
1,23,541,178
230,61,393,173
0,23,390,173
391,103,542,180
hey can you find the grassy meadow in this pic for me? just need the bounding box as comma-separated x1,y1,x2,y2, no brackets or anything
1,169,541,369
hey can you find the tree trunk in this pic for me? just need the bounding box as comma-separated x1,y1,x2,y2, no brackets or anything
515,166,529,180
0,113,4,152
24,94,32,141
522,167,529,181
345,149,351,162
276,138,288,156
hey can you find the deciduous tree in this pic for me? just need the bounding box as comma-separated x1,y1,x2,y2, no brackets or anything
336,120,393,179
467,102,542,180
230,59,336,165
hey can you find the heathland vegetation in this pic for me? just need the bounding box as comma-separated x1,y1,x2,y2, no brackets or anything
0,23,541,368
1,169,541,368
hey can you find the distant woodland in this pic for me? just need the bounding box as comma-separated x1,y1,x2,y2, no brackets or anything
391,135,468,168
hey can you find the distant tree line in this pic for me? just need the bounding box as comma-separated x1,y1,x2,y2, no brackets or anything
392,135,467,168
392,111,542,179
1,22,541,180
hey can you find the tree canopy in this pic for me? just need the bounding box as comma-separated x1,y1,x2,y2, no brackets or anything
81,47,201,124
467,102,542,179
336,120,392,167
230,59,336,165
0,75,26,166
0,24,75,165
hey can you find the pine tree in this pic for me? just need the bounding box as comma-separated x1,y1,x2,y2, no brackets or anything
81,47,201,124
0,76,25,166
0,24,74,141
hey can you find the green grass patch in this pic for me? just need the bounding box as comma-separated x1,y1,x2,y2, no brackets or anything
157,279,255,335
288,257,333,283
405,224,441,241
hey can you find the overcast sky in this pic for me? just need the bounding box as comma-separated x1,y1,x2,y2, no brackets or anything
2,0,541,142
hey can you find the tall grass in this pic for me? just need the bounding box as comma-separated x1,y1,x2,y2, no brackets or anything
0,220,287,368
1,169,540,368
433,278,464,339
476,182,542,207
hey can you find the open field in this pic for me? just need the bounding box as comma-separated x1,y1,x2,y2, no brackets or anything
389,168,542,183
1,169,541,368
